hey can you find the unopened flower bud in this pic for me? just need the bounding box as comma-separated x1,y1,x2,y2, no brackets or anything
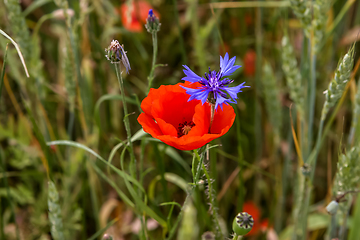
101,234,113,240
326,200,339,215
232,212,254,236
145,9,161,33
52,9,75,20
201,231,215,240
105,40,131,74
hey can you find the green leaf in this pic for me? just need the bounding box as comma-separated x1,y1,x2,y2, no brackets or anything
23,0,53,17
0,44,8,101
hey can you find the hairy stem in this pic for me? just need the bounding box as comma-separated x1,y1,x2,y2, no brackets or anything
147,32,158,93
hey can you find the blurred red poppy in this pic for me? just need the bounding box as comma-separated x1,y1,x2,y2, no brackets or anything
242,201,269,236
118,1,159,32
243,50,256,77
137,83,235,150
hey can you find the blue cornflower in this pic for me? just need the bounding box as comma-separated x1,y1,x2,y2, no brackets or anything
181,53,249,110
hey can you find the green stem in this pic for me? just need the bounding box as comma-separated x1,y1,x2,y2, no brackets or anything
166,148,205,240
307,53,317,158
202,162,223,239
231,233,240,240
114,63,136,178
329,214,337,239
209,103,215,133
147,32,158,93
0,44,8,103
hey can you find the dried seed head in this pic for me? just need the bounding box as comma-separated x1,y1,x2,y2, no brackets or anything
105,40,131,74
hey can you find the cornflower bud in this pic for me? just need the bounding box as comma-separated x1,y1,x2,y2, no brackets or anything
145,9,161,33
105,40,131,74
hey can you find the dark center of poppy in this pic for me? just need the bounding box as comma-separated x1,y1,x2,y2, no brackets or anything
177,121,195,138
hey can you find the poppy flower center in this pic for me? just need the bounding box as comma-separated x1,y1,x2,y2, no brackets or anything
177,121,195,138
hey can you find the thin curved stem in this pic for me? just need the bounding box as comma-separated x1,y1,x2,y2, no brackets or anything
114,63,136,177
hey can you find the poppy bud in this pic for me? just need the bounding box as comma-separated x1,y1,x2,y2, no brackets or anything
326,200,339,215
232,212,254,236
145,9,161,33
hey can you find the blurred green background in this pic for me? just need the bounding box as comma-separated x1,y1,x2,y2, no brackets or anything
1,0,360,239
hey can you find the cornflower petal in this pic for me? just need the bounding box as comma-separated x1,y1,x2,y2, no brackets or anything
182,65,203,83
182,86,210,104
225,82,249,100
220,53,229,71
221,55,240,76
214,92,231,110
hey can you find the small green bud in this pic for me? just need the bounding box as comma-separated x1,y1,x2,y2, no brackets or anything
326,200,339,215
232,212,254,236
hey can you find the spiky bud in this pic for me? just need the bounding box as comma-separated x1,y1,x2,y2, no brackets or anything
105,40,131,74
145,9,161,33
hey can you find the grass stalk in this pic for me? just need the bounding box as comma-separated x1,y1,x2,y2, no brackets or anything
253,1,263,206
0,29,29,77
307,53,317,158
153,143,169,202
0,44,8,102
171,0,187,65
0,148,20,240
234,107,245,212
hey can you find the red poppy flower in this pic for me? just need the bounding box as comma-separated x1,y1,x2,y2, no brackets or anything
137,83,235,151
243,50,256,77
118,1,159,32
242,201,269,236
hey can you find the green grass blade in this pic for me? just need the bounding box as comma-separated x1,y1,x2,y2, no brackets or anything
0,44,8,101
46,140,144,191
0,29,29,77
87,218,118,240
23,0,53,17
119,146,168,228
89,160,135,208
94,94,138,131
0,148,20,240
107,129,148,164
